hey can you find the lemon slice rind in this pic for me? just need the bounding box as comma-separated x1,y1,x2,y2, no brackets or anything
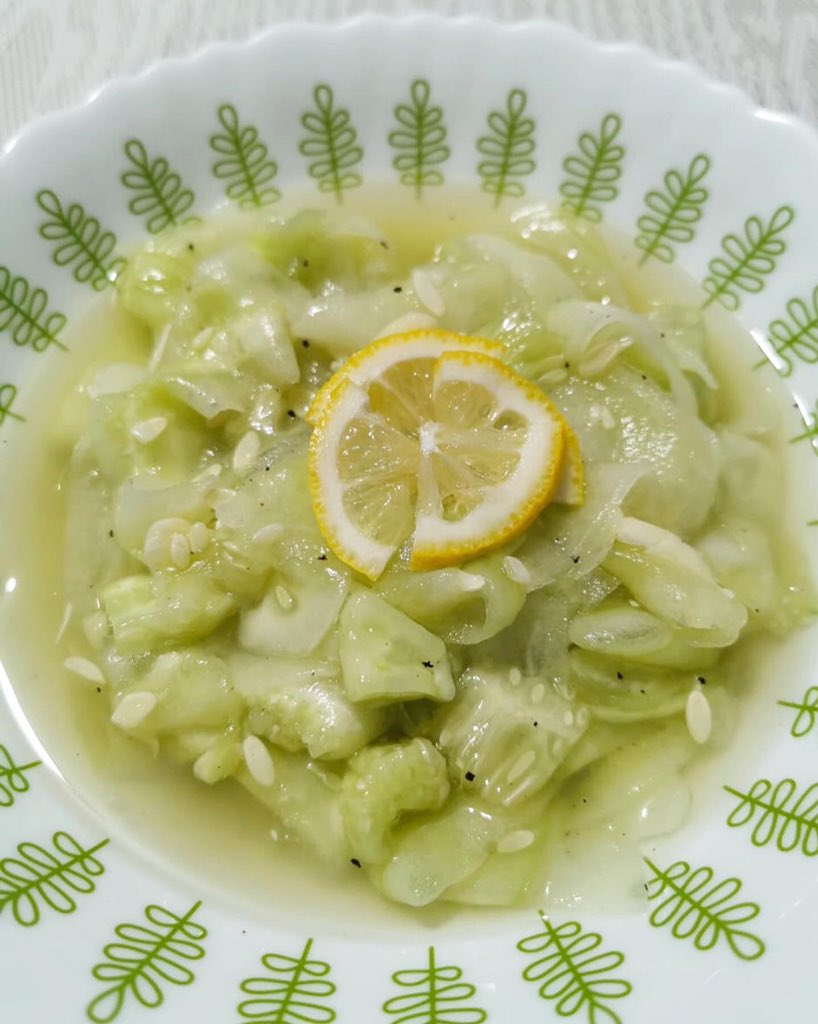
309,377,398,580
306,329,504,426
552,418,585,506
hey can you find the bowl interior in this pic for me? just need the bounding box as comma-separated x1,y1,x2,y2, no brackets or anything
2,16,818,1024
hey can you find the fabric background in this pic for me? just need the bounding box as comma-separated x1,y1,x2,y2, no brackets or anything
1,0,817,148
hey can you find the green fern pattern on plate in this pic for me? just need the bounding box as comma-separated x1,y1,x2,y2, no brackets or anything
0,264,67,350
121,139,196,233
701,205,795,310
0,743,40,808
725,777,818,854
210,103,280,209
382,945,487,1024
517,912,632,1024
86,901,207,1023
35,190,124,290
0,831,109,926
763,285,818,375
299,84,363,202
790,400,818,453
476,88,536,206
635,153,711,264
237,937,336,1023
0,383,25,427
778,686,818,738
559,113,624,222
644,858,765,961
388,79,450,197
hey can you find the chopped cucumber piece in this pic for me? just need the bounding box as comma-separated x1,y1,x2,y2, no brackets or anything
340,738,450,863
114,476,214,556
376,799,503,907
159,368,248,420
191,734,243,784
443,835,542,906
238,752,347,865
129,650,244,733
117,247,198,334
230,652,388,760
568,649,693,723
375,553,525,645
339,589,454,703
238,562,349,657
604,536,747,644
102,572,237,654
568,597,724,667
437,667,589,806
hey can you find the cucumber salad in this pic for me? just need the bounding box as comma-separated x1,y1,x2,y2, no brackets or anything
60,200,813,908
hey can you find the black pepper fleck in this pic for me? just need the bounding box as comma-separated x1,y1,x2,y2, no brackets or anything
564,361,570,369
422,660,433,669
641,374,647,380
318,553,328,561
571,555,580,564
697,676,707,685
287,410,296,419
302,259,310,268
616,671,623,680
96,686,102,694
108,529,114,538
393,286,403,293
350,858,361,868
465,771,476,782
301,339,310,348
380,240,389,249
187,242,195,251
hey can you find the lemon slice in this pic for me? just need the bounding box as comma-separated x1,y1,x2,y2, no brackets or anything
305,329,503,426
552,418,585,505
308,333,568,579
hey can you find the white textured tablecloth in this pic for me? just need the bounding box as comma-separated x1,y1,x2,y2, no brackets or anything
2,0,817,147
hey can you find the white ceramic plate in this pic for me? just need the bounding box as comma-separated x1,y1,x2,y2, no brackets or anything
2,15,818,1023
